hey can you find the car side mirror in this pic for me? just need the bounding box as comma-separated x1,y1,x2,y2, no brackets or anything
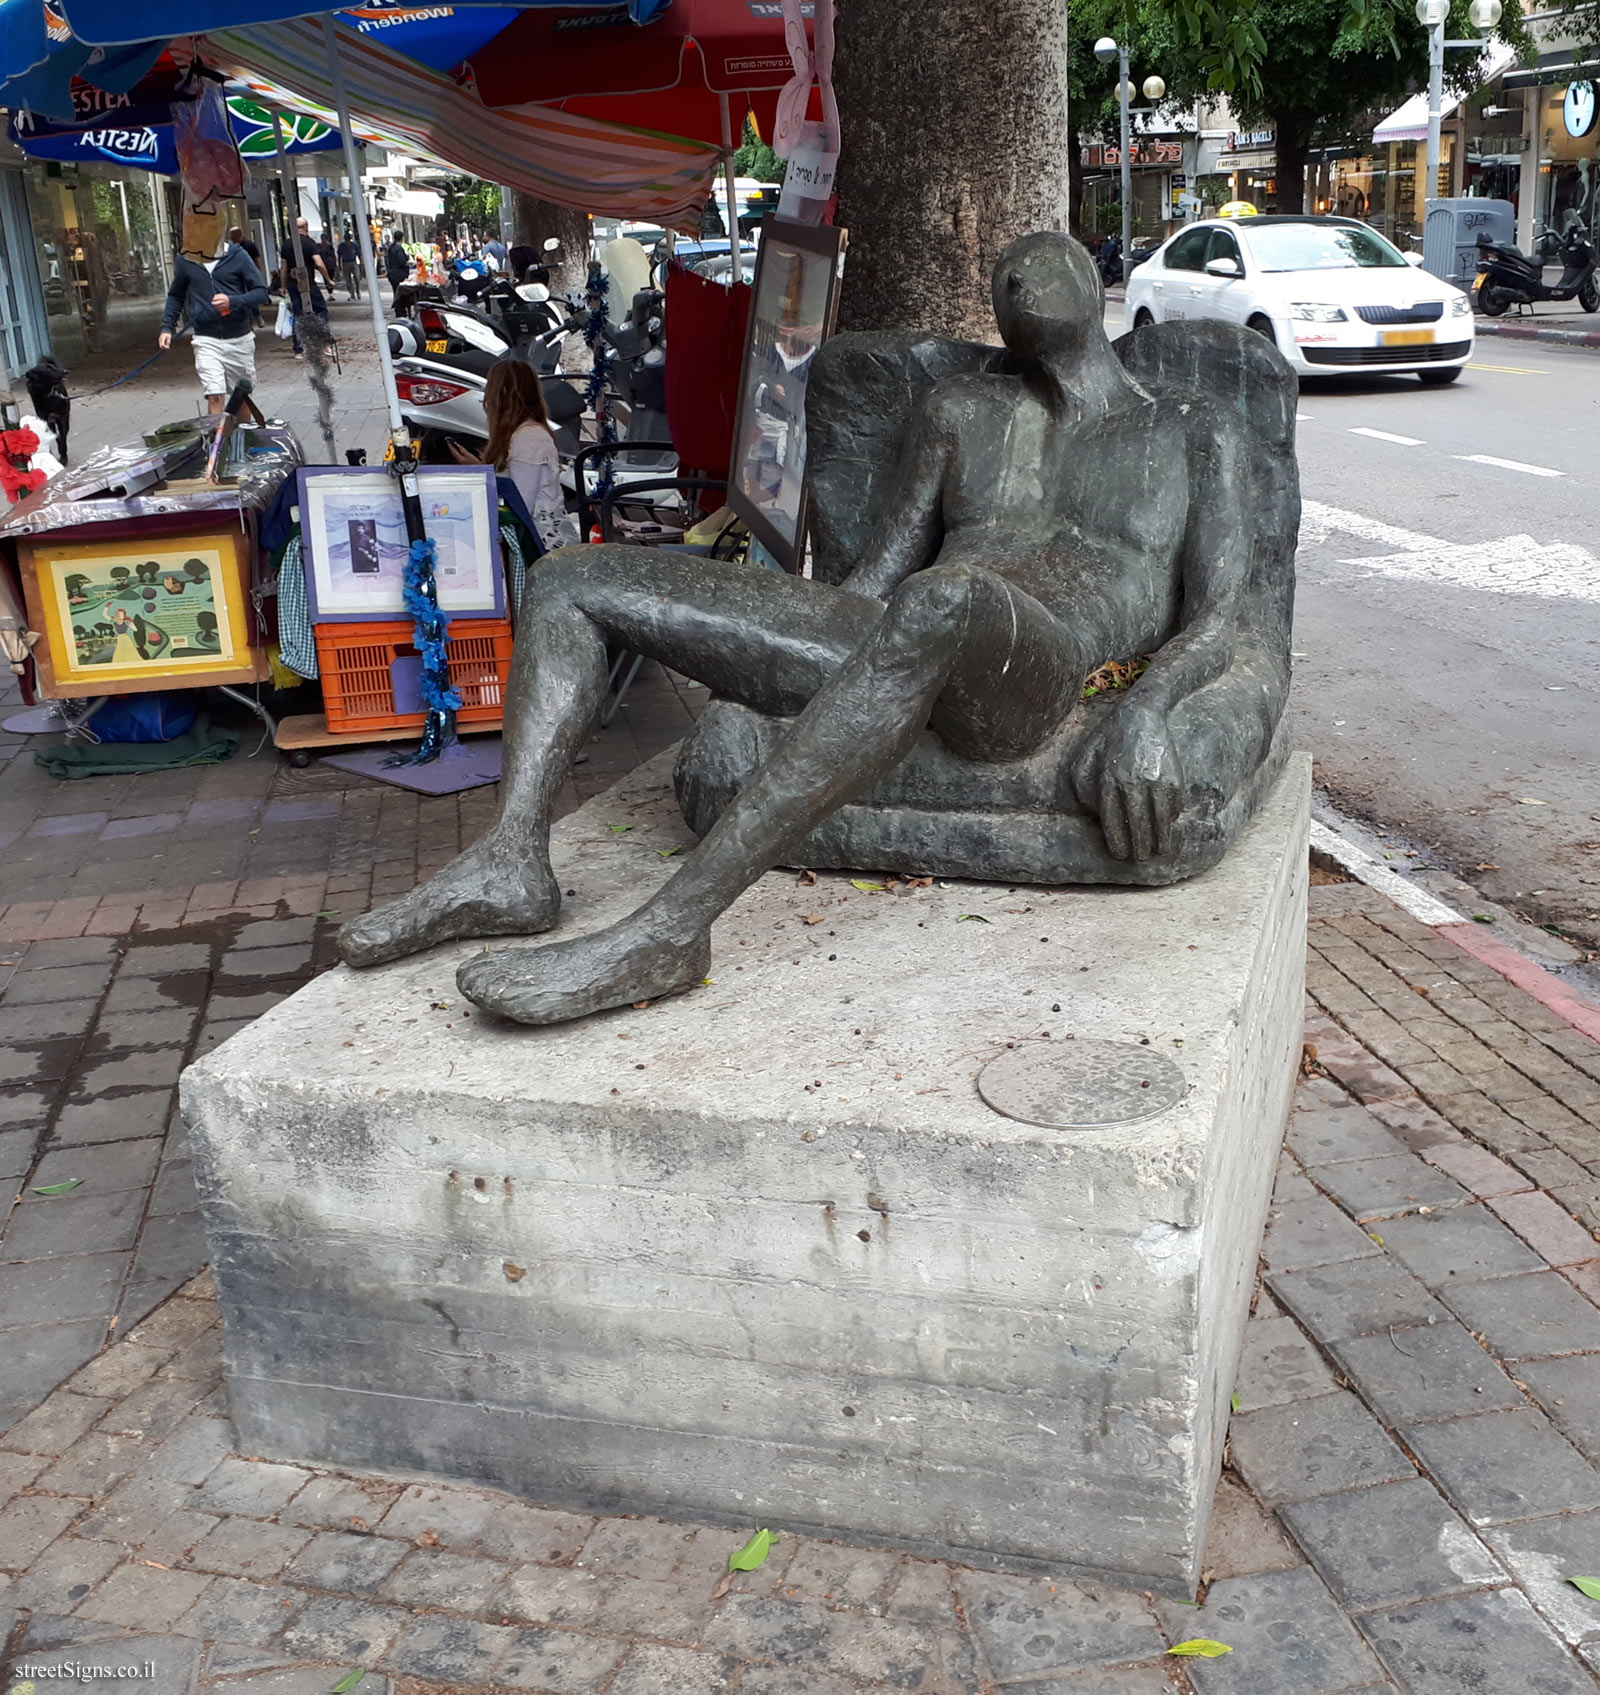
1204,256,1243,278
1404,252,1426,266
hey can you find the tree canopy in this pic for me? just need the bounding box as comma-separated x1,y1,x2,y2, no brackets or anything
1077,0,1533,211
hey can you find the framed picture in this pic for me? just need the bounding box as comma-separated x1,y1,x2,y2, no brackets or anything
20,525,267,698
298,465,504,621
727,219,848,572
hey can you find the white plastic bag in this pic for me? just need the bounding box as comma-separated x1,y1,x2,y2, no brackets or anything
274,299,294,339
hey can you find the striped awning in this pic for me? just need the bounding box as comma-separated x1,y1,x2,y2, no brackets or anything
203,14,721,227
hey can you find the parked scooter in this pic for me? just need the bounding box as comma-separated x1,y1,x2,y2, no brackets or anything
1474,219,1600,316
386,246,676,507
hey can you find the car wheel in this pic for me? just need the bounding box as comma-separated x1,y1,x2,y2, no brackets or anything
1416,367,1463,386
1133,308,1154,329
1246,315,1277,346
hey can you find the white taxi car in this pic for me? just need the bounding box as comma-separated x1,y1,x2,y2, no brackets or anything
1123,215,1474,383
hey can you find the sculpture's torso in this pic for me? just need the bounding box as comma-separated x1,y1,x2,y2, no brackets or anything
930,373,1200,664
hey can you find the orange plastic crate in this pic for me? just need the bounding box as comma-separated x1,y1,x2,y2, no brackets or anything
313,618,514,735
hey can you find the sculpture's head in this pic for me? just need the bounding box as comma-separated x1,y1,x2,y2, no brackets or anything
991,232,1104,363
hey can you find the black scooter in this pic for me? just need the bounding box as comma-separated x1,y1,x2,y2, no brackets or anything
1474,222,1600,316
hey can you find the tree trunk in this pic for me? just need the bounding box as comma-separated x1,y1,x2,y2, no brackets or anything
511,192,591,295
1270,121,1310,215
833,0,1072,341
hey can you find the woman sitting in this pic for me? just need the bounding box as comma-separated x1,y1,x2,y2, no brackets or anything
450,360,579,555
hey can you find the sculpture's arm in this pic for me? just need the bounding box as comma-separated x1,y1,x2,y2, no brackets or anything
1072,418,1277,861
1127,422,1253,717
837,393,955,600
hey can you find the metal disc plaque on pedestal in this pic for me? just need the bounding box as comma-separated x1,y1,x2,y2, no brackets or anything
978,1038,1186,1129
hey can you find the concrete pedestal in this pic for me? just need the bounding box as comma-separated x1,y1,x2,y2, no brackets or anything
183,753,1309,1596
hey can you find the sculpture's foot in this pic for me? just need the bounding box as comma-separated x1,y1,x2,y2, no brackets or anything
338,839,559,969
456,921,711,1026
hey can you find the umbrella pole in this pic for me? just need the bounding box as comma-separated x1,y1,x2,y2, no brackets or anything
719,92,739,265
321,11,408,455
322,11,454,763
271,107,336,459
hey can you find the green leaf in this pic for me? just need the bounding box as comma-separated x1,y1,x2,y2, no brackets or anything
317,909,341,918
850,879,887,893
607,823,633,833
1167,1638,1233,1657
1473,914,1494,924
1571,1576,1600,1601
957,913,991,924
1230,1391,1241,1413
728,1528,779,1571
658,846,683,858
329,1674,366,1694
32,1179,81,1196
1368,1231,1384,1247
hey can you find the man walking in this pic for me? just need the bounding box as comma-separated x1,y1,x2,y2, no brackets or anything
336,231,362,299
281,217,333,358
158,234,269,413
384,233,411,307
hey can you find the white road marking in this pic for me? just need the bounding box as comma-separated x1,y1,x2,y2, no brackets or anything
1301,500,1600,602
1309,819,1465,927
1455,453,1564,478
1349,427,1424,446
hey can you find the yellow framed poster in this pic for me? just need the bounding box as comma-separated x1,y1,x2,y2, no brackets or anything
20,527,268,698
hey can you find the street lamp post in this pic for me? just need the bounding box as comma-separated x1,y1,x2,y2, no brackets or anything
1094,40,1166,279
1419,0,1503,238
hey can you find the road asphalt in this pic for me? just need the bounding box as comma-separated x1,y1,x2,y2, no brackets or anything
1107,296,1600,968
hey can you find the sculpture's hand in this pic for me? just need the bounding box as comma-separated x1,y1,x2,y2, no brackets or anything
1072,700,1185,861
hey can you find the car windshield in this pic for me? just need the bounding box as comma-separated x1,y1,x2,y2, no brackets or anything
1246,223,1408,272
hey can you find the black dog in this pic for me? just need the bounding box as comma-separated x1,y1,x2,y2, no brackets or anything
24,357,70,466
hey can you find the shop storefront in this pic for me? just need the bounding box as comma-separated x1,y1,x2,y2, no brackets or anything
1500,64,1600,243
22,158,186,365
0,137,58,382
1080,138,1185,241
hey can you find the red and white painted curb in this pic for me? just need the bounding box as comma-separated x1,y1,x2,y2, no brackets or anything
1309,819,1600,1047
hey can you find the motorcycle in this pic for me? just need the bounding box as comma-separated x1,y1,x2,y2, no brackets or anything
1474,220,1600,316
388,257,677,517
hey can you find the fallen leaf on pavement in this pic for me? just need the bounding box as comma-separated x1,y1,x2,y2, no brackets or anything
803,912,824,925
729,1528,779,1571
797,868,818,885
1571,1576,1600,1600
1167,1639,1232,1657
957,913,991,924
607,822,633,833
850,879,887,893
32,1179,81,1196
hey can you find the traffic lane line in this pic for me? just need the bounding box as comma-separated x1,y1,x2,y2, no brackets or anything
1349,427,1425,445
1455,453,1565,478
1469,360,1553,374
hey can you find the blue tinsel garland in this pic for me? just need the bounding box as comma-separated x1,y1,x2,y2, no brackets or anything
387,535,460,766
582,271,617,507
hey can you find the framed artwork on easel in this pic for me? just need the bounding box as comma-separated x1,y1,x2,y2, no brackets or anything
726,219,847,572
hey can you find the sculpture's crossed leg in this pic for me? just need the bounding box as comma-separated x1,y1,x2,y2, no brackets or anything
339,544,1085,1024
